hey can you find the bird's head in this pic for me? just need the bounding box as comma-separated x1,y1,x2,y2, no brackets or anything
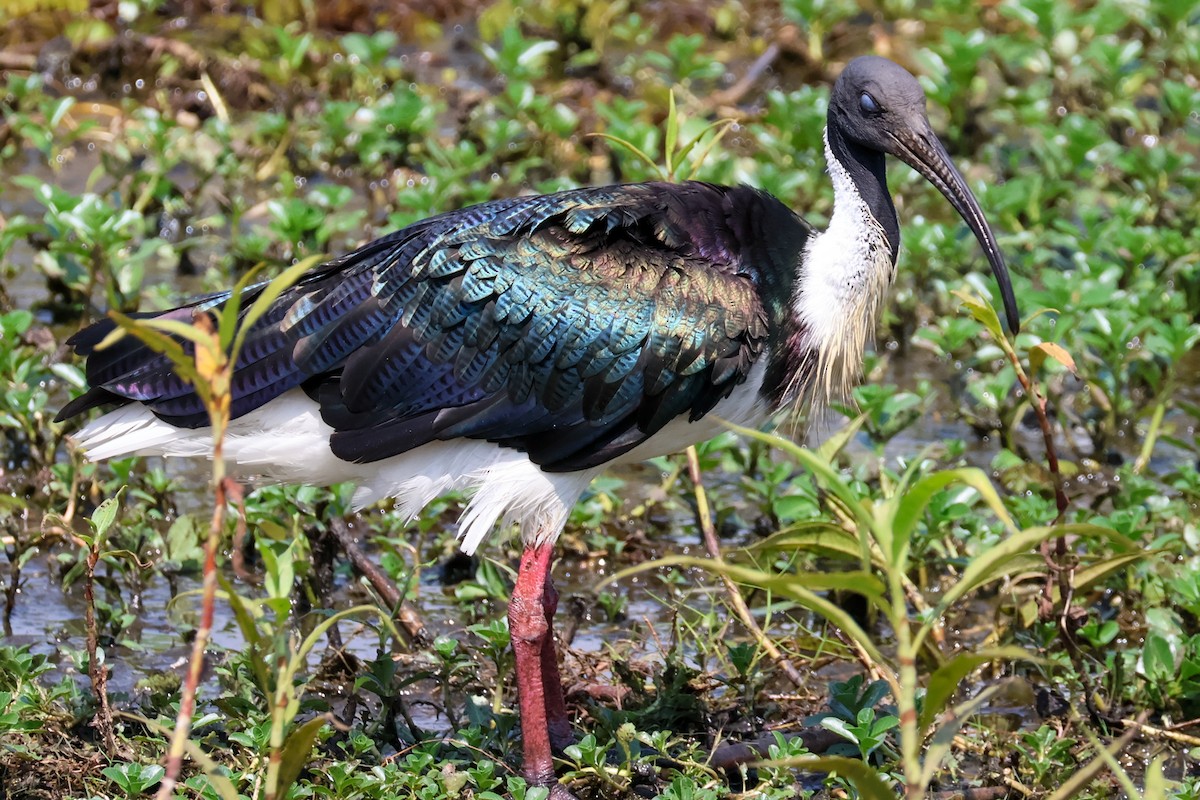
830,55,1020,333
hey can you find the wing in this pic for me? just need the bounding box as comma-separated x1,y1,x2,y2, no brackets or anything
60,182,809,472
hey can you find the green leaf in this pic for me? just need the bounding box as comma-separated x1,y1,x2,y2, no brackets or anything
589,133,662,179
928,524,1123,647
722,421,879,545
622,554,884,604
294,604,399,670
1029,341,1077,376
815,414,866,462
116,712,241,800
232,256,321,358
273,714,331,798
748,522,864,563
953,288,1006,344
1073,551,1145,591
216,272,253,353
218,576,271,692
889,467,1017,567
1073,721,1148,800
1044,719,1142,800
678,118,736,180
131,317,220,348
919,680,1010,789
1143,756,1167,800
50,362,86,389
104,311,202,396
918,647,1037,731
88,487,125,539
48,96,75,129
1142,633,1175,681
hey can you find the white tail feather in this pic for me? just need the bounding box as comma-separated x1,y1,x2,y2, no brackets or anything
69,391,595,555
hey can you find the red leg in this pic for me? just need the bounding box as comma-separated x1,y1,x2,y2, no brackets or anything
539,569,573,751
509,543,575,797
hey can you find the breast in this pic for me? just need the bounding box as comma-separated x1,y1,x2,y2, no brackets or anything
793,182,895,405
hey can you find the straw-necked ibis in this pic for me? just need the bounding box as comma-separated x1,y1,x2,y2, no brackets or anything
57,55,1019,797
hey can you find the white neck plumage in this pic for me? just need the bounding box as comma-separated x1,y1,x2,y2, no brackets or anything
791,129,897,407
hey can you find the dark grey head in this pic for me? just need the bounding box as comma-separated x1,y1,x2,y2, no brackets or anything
829,55,1020,333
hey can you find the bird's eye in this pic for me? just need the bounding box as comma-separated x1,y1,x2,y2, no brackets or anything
859,92,880,114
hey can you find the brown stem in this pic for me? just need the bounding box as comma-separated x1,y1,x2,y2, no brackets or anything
327,516,427,645
686,445,805,689
1004,350,1105,723
155,445,228,799
3,526,19,638
1005,351,1074,602
1008,354,1069,521
83,545,116,754
227,479,256,583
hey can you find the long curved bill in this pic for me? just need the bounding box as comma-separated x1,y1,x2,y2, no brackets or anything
892,125,1021,334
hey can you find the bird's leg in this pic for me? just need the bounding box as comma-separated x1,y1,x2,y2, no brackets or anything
509,542,576,799
539,567,573,751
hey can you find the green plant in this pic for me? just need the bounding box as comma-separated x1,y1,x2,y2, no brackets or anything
102,761,168,795
1,310,79,466
14,177,163,311
0,646,59,738
807,676,899,763
220,536,397,800
613,299,1128,798
1014,725,1079,787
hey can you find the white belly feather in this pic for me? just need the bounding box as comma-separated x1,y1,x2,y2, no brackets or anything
73,361,771,554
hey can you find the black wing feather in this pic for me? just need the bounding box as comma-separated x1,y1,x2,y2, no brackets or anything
59,182,812,472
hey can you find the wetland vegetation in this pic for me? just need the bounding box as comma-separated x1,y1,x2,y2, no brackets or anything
1,0,1199,797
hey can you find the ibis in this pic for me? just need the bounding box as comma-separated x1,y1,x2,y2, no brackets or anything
57,55,1019,797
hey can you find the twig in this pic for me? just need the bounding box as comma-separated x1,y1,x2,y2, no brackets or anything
82,540,116,754
709,43,781,108
1167,715,1200,731
1119,716,1200,748
140,35,211,72
0,51,36,70
1002,778,1035,798
685,445,805,689
327,516,427,645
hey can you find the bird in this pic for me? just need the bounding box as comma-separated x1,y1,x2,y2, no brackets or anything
56,55,1019,798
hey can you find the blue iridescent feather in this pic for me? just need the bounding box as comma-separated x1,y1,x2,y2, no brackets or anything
58,181,813,471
